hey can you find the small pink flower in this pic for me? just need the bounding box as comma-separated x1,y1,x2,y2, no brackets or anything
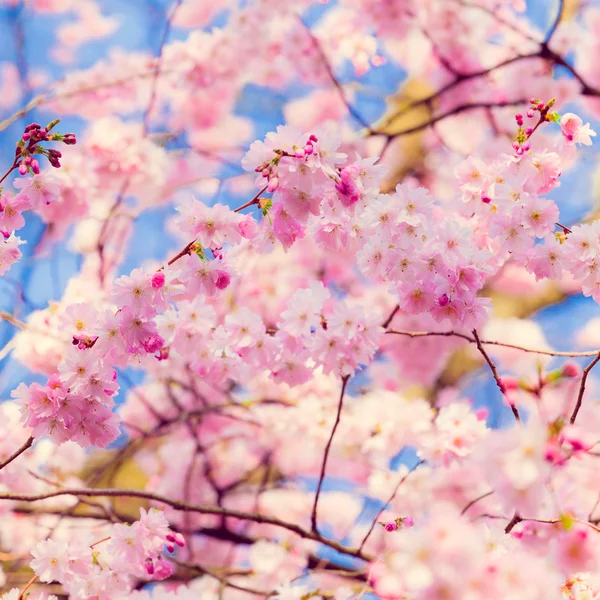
560,113,596,146
384,521,398,532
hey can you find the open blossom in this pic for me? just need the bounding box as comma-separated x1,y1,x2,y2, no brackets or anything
29,509,183,597
0,233,24,275
560,113,597,146
13,173,60,208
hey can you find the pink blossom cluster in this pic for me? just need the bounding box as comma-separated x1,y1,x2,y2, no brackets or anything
27,508,183,598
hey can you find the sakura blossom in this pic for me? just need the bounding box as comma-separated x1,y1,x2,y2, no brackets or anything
1,1,600,599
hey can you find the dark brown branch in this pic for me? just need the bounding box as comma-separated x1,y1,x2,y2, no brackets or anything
504,512,522,533
311,375,350,533
461,490,494,516
570,351,600,424
386,329,600,357
233,185,268,213
381,305,400,328
0,436,34,471
472,329,520,422
0,486,372,561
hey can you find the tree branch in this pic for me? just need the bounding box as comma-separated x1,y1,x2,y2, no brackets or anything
311,375,350,534
0,486,372,561
0,436,34,471
570,351,600,424
472,329,520,422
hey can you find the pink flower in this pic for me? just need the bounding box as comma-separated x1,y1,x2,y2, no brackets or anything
555,523,598,574
0,194,30,232
30,539,70,582
560,112,596,146
13,174,59,209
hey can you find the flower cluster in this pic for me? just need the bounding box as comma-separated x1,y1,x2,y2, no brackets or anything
28,508,183,598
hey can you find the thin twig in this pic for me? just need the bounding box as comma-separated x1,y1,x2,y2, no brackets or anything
311,375,350,533
358,460,424,551
386,329,599,357
472,329,520,422
381,305,400,328
0,436,34,471
461,491,494,516
570,351,600,424
0,486,372,561
233,185,268,213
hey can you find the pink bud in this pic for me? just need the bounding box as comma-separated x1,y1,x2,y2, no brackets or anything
145,558,155,575
561,362,580,378
522,142,530,151
529,98,537,104
514,114,523,121
384,521,398,532
156,347,170,361
481,195,492,204
437,294,449,307
304,143,314,155
18,163,28,175
537,102,544,110
402,516,415,528
151,272,165,289
525,127,533,135
309,134,318,142
267,176,279,192
142,334,164,354
1,230,10,239
295,149,305,159
527,110,535,118
214,269,231,290
152,559,174,581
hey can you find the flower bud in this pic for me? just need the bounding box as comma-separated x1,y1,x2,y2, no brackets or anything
214,269,231,290
145,558,155,575
151,272,165,289
561,362,580,378
402,516,415,528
